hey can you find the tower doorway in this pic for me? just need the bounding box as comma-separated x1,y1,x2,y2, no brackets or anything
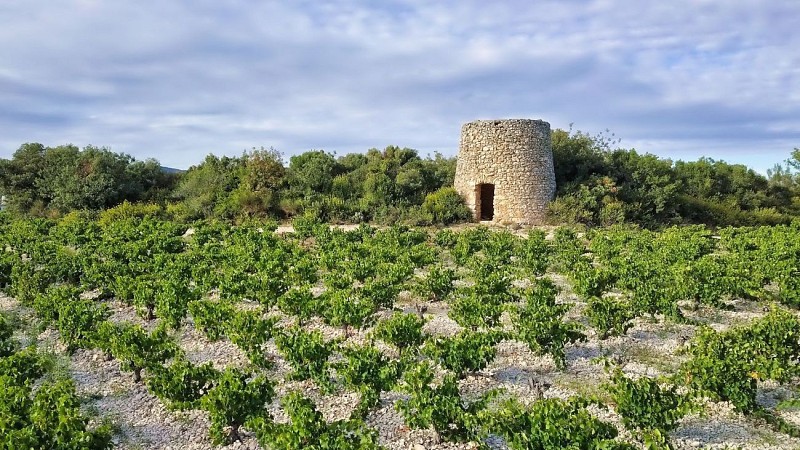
475,183,495,221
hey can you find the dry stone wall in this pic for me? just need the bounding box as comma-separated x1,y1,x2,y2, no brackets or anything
454,119,555,225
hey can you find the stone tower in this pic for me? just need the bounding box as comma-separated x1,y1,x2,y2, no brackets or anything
454,119,555,225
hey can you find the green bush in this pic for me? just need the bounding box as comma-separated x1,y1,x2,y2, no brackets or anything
147,356,219,410
373,312,426,356
604,369,692,433
682,308,800,412
483,396,629,450
249,392,382,450
396,361,498,443
586,296,634,339
0,313,15,357
515,229,550,276
292,213,326,239
421,187,472,225
200,368,274,444
422,330,501,378
0,377,113,449
97,201,163,227
334,344,404,417
570,259,615,299
275,327,337,389
511,279,585,369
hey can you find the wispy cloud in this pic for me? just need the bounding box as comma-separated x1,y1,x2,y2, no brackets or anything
0,0,797,172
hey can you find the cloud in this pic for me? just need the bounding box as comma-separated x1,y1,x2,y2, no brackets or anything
0,0,797,173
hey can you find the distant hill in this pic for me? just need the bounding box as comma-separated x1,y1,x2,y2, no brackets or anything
160,166,185,174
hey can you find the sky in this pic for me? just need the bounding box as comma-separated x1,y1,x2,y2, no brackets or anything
0,1,798,173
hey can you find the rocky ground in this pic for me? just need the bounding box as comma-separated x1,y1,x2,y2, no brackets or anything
3,275,800,450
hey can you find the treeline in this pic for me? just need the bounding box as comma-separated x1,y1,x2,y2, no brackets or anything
169,146,463,224
0,143,175,214
0,143,464,225
551,129,800,227
1,131,799,227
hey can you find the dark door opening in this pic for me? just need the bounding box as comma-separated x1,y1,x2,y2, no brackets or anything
477,183,494,220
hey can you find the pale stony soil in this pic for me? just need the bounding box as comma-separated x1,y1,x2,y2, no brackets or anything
272,222,553,239
3,281,800,450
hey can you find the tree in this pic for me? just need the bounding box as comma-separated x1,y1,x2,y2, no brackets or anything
231,147,286,218
788,148,800,173
0,143,177,215
173,154,245,219
0,143,47,213
551,128,609,191
287,150,339,197
768,149,800,215
242,147,285,192
605,149,681,225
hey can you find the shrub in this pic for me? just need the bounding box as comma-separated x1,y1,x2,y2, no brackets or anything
515,229,550,276
434,229,458,248
334,344,404,417
227,311,279,368
0,313,15,357
373,312,426,356
292,213,326,239
147,356,219,410
200,368,274,444
421,187,472,225
483,397,629,450
604,369,692,433
248,392,382,450
164,202,194,222
570,259,615,299
277,287,317,326
587,296,634,339
682,308,800,412
510,279,585,369
448,292,503,331
320,289,377,337
0,378,113,449
396,362,498,443
97,201,162,227
98,322,178,383
0,346,50,384
275,327,337,389
188,299,235,341
422,330,502,378
56,297,111,353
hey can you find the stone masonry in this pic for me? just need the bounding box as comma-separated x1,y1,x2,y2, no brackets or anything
454,119,556,225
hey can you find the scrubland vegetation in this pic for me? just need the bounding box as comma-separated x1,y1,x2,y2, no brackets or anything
2,129,799,227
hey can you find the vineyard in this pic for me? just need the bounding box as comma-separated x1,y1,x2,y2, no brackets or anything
2,214,800,449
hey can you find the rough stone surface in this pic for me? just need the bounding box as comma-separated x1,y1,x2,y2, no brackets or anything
454,119,555,225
